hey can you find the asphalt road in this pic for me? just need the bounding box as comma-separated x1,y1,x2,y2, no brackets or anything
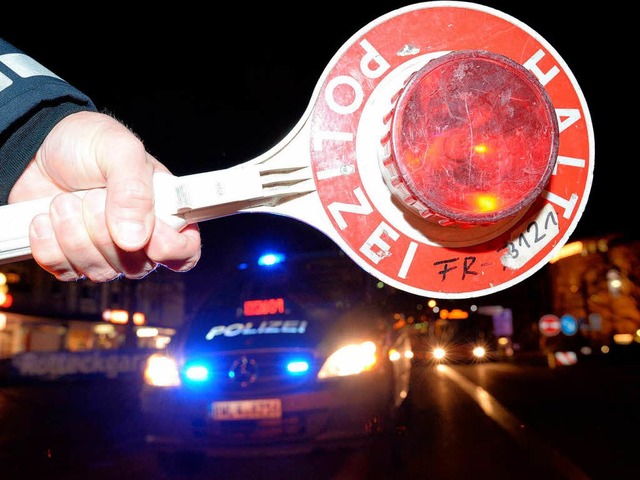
2,350,638,480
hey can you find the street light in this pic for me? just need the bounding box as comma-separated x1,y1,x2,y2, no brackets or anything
607,269,622,296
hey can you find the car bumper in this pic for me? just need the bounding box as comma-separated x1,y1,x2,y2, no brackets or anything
140,374,393,457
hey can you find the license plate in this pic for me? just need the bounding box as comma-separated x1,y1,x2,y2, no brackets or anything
212,398,282,421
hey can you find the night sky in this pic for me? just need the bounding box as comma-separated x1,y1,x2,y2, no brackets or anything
0,2,621,285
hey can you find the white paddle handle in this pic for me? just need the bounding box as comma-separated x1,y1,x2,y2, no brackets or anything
0,161,314,265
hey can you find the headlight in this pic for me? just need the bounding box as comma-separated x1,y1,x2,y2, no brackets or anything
388,348,401,362
472,345,487,359
143,353,181,387
389,347,414,361
317,341,377,379
432,346,447,362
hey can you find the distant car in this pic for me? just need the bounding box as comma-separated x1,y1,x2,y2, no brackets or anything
410,318,498,365
139,248,413,473
422,340,494,364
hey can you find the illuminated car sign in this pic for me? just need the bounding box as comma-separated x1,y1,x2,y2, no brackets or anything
205,320,308,340
244,298,285,316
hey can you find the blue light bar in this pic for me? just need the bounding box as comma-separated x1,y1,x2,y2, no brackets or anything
258,252,286,266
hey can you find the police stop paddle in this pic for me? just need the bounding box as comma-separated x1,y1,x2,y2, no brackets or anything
0,2,593,299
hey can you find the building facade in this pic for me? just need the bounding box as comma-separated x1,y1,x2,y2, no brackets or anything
547,233,640,345
0,259,185,360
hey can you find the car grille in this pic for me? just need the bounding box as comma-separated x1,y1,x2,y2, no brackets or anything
186,349,319,396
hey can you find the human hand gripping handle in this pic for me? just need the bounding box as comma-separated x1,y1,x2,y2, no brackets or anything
2,109,208,282
0,128,315,269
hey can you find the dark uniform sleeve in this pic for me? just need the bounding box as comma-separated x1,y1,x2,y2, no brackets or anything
0,38,97,205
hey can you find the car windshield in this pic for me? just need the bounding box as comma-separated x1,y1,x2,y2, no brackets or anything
179,249,396,351
205,250,371,308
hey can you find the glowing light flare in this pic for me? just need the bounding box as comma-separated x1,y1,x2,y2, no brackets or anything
317,341,377,379
0,293,12,308
472,345,487,359
185,365,210,382
388,348,401,361
469,193,500,213
258,252,286,266
433,347,447,361
549,241,584,263
132,312,146,325
440,308,468,320
613,334,633,345
144,354,181,387
287,360,310,374
474,143,489,155
104,309,128,324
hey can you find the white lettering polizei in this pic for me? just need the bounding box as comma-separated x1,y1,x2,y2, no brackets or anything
205,320,308,340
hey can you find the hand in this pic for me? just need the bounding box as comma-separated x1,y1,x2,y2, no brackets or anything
8,111,201,282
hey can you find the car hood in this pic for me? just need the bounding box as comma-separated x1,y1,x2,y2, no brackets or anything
180,303,389,354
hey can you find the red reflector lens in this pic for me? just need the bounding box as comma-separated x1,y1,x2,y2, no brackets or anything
388,50,559,226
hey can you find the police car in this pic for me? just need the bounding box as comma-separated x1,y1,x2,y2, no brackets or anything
139,248,413,472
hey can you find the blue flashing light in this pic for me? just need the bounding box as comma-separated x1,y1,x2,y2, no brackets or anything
258,252,286,267
286,360,310,375
185,364,210,382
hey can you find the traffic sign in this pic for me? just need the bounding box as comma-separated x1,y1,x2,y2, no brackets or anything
555,351,578,366
539,314,561,337
560,314,578,336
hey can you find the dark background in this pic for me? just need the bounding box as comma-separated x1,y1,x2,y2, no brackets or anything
0,2,620,268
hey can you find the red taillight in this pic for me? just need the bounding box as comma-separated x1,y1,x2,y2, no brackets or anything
383,50,559,227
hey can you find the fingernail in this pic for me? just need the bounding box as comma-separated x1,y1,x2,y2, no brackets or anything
31,215,54,240
117,220,146,247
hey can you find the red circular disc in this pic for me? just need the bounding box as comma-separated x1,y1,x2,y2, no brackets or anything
385,50,559,227
308,2,594,299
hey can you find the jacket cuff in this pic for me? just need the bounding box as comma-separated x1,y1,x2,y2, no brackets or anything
0,101,96,205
